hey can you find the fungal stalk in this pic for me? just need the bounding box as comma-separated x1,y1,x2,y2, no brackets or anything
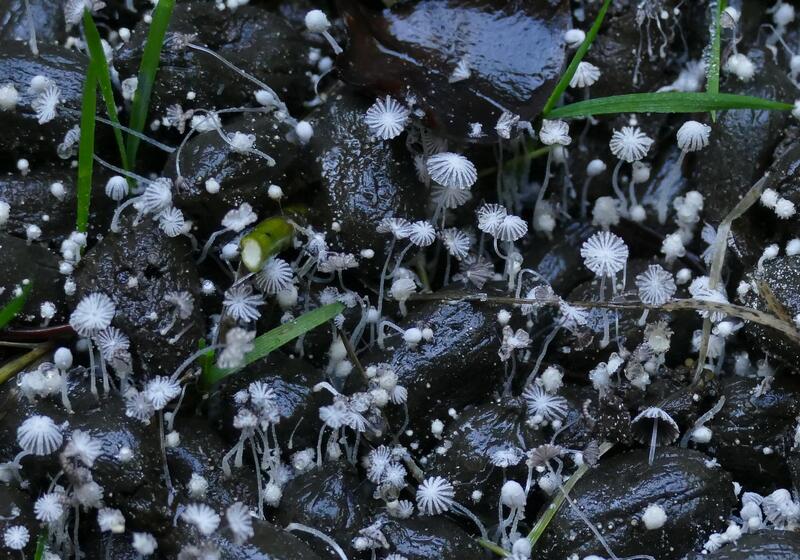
608,126,653,215
197,203,258,263
534,120,572,215
375,217,412,320
109,178,174,233
580,232,629,347
416,476,488,540
580,159,607,219
632,407,680,465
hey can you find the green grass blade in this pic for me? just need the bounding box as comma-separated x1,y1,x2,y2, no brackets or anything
126,0,176,166
0,282,32,330
478,538,510,557
527,442,614,547
202,302,345,386
542,0,613,117
76,66,98,233
33,529,48,560
707,0,727,121
82,10,128,169
547,92,793,119
0,342,53,386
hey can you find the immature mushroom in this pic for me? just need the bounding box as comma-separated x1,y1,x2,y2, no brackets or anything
580,158,607,219
675,120,711,167
535,119,572,214
305,9,343,54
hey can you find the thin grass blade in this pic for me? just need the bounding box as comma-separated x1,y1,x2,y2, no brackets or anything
76,67,98,233
82,11,129,169
33,529,48,560
477,538,510,557
126,0,176,166
527,442,613,547
542,0,612,116
706,0,727,121
0,342,54,386
202,302,345,385
0,282,32,330
547,92,793,119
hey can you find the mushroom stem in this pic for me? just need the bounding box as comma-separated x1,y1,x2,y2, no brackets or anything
320,31,343,55
534,150,554,213
197,229,226,264
451,502,488,541
285,523,349,560
22,0,38,56
580,176,593,219
648,419,659,466
250,437,265,519
610,160,628,214
376,238,396,321
185,43,294,123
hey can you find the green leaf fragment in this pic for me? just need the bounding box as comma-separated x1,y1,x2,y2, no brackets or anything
202,302,345,386
0,282,32,330
127,0,176,167
542,0,613,117
82,11,129,169
76,66,98,233
547,92,793,119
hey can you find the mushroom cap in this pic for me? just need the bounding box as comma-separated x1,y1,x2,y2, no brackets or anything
631,406,680,445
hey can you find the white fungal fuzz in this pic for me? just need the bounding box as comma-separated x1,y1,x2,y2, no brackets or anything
724,53,755,81
642,503,667,530
564,28,586,48
0,83,19,110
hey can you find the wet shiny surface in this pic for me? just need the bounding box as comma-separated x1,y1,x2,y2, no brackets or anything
425,400,545,511
0,0,65,45
165,113,310,231
691,49,793,268
0,42,84,156
361,290,504,426
706,375,800,494
537,448,737,560
74,215,204,377
116,2,318,117
336,0,570,142
309,88,429,276
275,461,370,557
688,531,800,559
742,255,800,365
376,512,485,560
210,352,325,451
0,163,112,245
0,232,66,325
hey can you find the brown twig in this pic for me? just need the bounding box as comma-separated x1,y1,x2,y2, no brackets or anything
408,293,800,345
1,324,75,342
338,328,368,382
